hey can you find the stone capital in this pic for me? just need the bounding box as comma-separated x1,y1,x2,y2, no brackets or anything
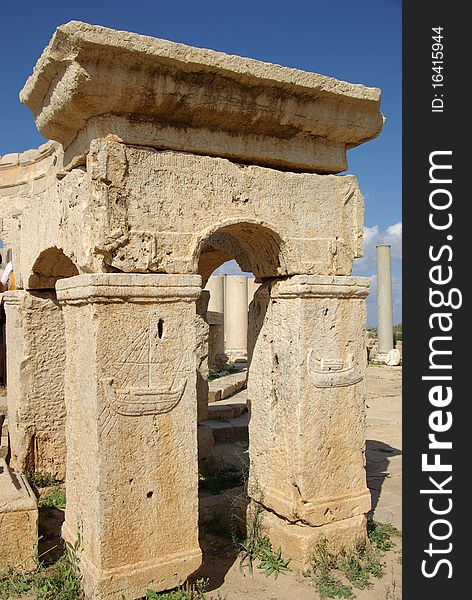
56,273,202,305
268,274,370,299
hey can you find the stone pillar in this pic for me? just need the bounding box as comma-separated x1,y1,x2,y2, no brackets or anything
376,244,394,360
248,275,371,567
56,274,202,599
4,290,66,480
205,275,226,368
224,275,248,361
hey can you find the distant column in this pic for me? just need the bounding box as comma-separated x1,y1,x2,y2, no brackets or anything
376,245,394,360
224,275,248,361
206,275,225,314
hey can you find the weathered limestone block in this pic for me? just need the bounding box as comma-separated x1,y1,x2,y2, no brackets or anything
4,290,66,480
80,140,366,278
248,275,371,556
20,21,383,173
0,459,38,572
255,507,366,570
207,311,225,370
56,274,202,599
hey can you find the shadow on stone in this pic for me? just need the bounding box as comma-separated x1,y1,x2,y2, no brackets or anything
365,439,401,514
38,506,65,564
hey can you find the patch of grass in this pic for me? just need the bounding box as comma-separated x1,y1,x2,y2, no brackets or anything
336,542,383,590
199,458,245,495
367,518,401,552
308,529,394,600
39,488,66,510
0,538,83,600
208,366,240,381
24,470,61,489
309,539,354,599
146,578,208,599
315,572,355,600
238,505,291,579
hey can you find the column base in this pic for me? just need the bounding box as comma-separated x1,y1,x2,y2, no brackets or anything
64,522,201,600
253,505,367,571
372,351,392,364
257,487,372,527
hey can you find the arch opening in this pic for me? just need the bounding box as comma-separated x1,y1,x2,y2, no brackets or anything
195,225,275,556
196,221,288,286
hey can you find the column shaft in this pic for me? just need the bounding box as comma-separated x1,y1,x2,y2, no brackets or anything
376,245,394,357
224,275,248,361
205,275,226,368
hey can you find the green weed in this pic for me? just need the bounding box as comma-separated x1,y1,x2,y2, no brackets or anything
308,528,395,600
238,505,291,578
24,471,61,489
367,518,401,552
146,577,208,599
208,366,240,381
0,538,83,600
38,488,66,510
199,458,245,495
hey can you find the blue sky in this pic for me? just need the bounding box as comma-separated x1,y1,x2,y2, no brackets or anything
0,0,401,324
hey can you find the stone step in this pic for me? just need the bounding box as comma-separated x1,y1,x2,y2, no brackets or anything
207,390,248,420
200,413,249,444
208,370,247,403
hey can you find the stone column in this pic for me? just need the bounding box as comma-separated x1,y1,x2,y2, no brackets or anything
376,244,394,360
205,275,226,368
248,275,371,567
56,274,202,599
224,275,248,361
4,290,66,480
206,275,225,314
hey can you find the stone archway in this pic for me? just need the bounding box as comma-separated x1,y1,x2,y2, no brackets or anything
2,21,383,599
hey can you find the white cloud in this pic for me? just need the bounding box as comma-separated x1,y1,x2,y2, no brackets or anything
353,222,402,273
386,222,402,237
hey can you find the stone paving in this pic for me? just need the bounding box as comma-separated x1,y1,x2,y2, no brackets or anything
365,365,402,529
